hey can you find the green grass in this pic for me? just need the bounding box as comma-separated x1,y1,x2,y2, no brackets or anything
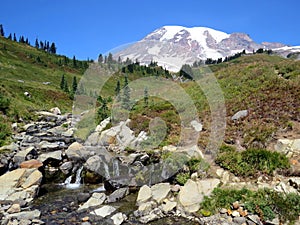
0,36,88,146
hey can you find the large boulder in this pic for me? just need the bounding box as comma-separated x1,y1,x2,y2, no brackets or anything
178,178,220,213
151,183,171,204
136,185,152,206
38,150,62,163
0,168,42,203
65,142,90,161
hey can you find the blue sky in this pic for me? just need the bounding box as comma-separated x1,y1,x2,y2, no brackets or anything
1,0,299,60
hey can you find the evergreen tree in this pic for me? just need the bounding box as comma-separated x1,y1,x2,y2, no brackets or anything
107,52,113,64
40,41,44,49
97,98,108,123
19,36,25,43
122,76,130,110
179,64,194,80
35,38,39,48
63,80,69,93
60,74,66,90
115,80,121,101
0,24,4,36
72,55,77,67
46,41,50,52
7,33,12,40
72,76,78,94
98,53,103,63
63,56,68,65
144,87,149,107
118,56,122,64
13,33,17,42
49,42,56,54
25,38,29,45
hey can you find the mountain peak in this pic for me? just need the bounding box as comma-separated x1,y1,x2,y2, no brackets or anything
114,25,289,71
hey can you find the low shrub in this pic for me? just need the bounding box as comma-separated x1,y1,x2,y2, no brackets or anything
216,147,289,177
200,188,300,224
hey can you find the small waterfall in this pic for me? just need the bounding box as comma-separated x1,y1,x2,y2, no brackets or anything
64,175,72,185
103,162,110,179
63,166,83,189
113,159,120,177
75,166,83,184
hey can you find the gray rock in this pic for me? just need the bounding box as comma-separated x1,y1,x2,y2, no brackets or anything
151,183,171,203
106,187,129,203
6,204,21,214
139,208,162,224
38,150,62,162
190,120,203,132
78,192,106,211
59,161,73,174
111,212,127,225
95,118,111,133
23,123,37,133
137,201,156,215
160,199,177,213
13,147,36,166
85,155,102,174
5,209,41,220
38,141,59,151
77,193,91,203
66,142,90,161
247,215,263,225
50,107,61,115
178,178,220,213
0,143,19,152
136,185,152,206
90,205,116,217
231,110,248,120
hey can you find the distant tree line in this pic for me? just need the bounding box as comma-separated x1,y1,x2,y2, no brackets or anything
1,24,57,54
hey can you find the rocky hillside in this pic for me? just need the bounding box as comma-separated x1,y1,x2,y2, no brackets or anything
0,36,88,145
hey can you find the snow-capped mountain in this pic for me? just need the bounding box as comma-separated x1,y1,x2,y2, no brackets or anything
113,25,290,71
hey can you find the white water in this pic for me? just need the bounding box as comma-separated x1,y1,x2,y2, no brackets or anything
63,166,83,189
104,162,110,179
113,159,120,177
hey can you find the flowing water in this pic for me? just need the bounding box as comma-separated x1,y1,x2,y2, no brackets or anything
32,161,194,224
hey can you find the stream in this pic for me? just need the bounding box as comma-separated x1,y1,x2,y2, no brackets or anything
32,183,196,225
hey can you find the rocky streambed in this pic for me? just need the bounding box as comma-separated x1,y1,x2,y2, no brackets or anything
0,108,300,225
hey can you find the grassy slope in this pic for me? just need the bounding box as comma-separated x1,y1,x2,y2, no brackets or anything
0,36,87,145
0,36,299,149
114,54,300,149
